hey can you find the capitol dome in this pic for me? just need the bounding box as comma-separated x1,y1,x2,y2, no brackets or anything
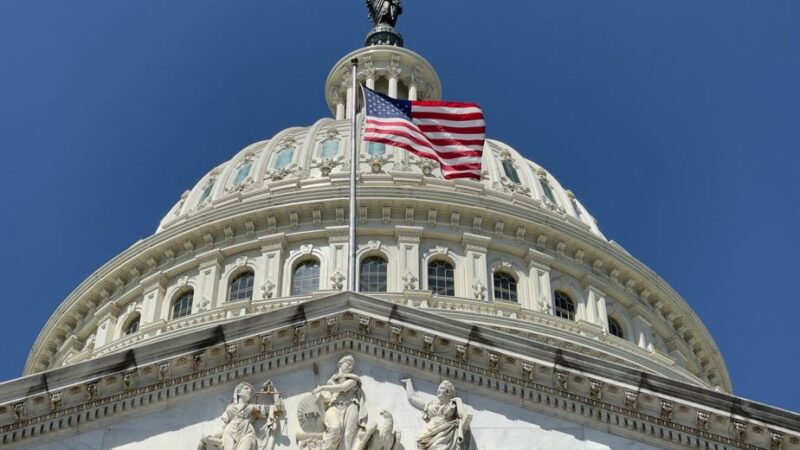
25,36,731,397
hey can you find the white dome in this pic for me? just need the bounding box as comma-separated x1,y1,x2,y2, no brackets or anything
25,43,731,396
157,120,605,241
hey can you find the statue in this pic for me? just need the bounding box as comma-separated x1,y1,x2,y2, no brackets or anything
354,410,402,450
366,0,403,27
402,379,473,450
198,381,284,450
298,355,368,450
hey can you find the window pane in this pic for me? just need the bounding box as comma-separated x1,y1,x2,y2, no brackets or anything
540,178,557,205
360,256,388,292
199,180,214,204
493,272,517,302
502,161,521,184
172,291,193,319
554,291,575,321
321,140,339,160
233,160,252,186
428,260,455,296
608,317,624,339
367,142,386,156
292,260,320,295
275,148,294,169
229,272,255,302
124,316,140,335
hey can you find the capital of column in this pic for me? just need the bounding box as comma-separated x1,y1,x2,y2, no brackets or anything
139,272,169,291
461,232,491,252
525,248,553,269
326,225,350,243
395,225,424,243
194,248,226,268
259,233,286,252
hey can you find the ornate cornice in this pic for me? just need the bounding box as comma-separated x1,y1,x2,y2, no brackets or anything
3,295,796,449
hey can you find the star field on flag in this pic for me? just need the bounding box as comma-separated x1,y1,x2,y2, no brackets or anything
361,86,485,180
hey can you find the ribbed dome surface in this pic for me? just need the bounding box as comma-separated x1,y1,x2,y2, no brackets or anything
158,117,605,240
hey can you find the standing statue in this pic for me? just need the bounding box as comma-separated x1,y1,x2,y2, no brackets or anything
310,355,368,450
366,0,403,27
402,379,473,450
198,381,284,450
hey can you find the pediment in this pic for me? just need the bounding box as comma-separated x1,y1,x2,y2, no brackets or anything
1,293,798,450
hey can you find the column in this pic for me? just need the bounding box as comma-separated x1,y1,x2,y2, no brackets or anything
194,249,225,310
585,285,608,328
336,101,345,120
632,315,654,349
93,301,121,347
139,273,168,325
396,226,423,290
525,249,554,312
388,57,401,99
259,233,286,300
327,226,350,290
461,233,491,300
408,83,418,100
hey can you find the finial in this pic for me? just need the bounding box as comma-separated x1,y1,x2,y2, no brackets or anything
364,0,404,47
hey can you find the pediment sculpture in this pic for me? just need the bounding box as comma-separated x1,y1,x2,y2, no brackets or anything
295,355,403,450
402,378,473,450
198,380,284,450
296,355,368,450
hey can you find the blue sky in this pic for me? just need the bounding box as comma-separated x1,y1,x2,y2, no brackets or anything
0,1,798,411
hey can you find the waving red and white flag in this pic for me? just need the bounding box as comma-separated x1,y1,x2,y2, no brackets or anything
361,86,485,180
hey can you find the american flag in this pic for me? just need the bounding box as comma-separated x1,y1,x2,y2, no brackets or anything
361,86,485,180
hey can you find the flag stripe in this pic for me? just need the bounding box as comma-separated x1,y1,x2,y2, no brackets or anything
361,86,485,180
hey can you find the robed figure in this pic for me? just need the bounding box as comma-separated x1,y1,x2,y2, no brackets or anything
312,355,369,450
402,379,473,450
366,0,403,27
198,381,283,450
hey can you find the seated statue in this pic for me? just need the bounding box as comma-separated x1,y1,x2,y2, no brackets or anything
199,381,282,450
402,378,472,450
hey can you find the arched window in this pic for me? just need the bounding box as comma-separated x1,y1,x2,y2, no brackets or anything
123,315,140,336
172,290,193,319
359,256,388,293
274,147,294,170
292,259,320,295
502,161,521,184
367,142,386,156
608,317,624,339
493,272,518,302
320,140,340,160
198,179,215,205
232,160,253,186
554,291,575,321
229,271,255,302
427,260,455,296
540,177,558,205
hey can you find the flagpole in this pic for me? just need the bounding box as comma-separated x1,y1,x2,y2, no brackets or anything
347,58,359,292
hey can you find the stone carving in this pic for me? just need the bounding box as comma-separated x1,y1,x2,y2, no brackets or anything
261,280,276,299
402,272,417,290
354,410,402,450
330,272,346,291
297,355,368,450
471,280,486,301
402,378,473,450
198,380,284,450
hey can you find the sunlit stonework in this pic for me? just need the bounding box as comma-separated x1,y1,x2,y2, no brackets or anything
0,3,797,450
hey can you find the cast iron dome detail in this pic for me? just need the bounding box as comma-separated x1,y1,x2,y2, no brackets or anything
24,5,732,401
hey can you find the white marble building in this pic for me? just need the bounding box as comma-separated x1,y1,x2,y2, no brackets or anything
1,5,797,450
